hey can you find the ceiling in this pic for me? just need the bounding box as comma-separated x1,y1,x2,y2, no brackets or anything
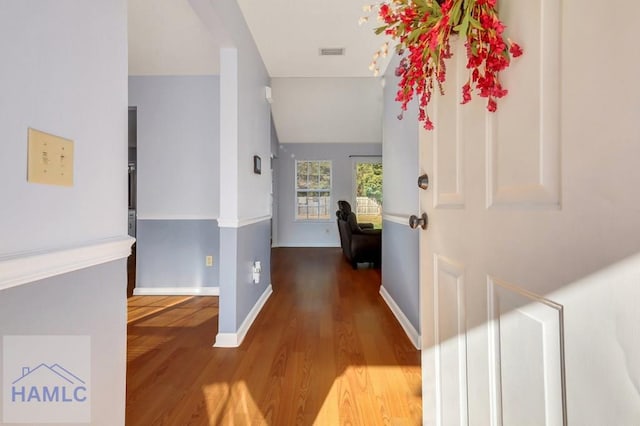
128,0,220,75
235,0,390,78
128,0,392,143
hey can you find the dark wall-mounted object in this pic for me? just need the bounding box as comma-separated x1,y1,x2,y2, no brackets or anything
253,155,261,174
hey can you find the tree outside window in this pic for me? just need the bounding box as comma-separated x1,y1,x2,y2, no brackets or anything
355,162,382,228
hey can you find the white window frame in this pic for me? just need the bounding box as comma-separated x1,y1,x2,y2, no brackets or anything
294,160,333,222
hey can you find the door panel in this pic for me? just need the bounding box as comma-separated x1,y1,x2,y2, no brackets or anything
488,278,565,426
433,43,465,209
434,255,468,426
487,0,560,209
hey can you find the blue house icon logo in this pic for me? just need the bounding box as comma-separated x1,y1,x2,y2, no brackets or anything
11,363,88,403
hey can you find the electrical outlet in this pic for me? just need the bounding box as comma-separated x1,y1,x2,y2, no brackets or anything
205,255,213,267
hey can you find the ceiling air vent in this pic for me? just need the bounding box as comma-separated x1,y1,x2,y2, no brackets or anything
319,47,345,56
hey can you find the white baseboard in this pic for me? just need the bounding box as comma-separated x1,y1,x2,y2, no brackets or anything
133,286,219,296
214,284,273,348
379,285,421,349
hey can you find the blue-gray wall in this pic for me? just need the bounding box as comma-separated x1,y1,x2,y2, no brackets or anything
128,76,220,293
129,75,220,217
275,143,382,247
381,53,421,334
219,220,272,333
136,220,220,289
0,1,129,424
0,2,128,254
382,222,420,330
0,261,128,424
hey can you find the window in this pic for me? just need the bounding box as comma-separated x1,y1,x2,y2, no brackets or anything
295,160,331,220
353,158,382,229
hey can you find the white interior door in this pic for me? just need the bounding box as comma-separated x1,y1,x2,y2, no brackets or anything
418,1,640,425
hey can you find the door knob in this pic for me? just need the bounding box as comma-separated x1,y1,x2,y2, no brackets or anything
409,213,428,230
417,174,429,190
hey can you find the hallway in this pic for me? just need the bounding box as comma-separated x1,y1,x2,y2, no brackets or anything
126,247,421,425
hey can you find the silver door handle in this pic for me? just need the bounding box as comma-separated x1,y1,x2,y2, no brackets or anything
417,174,429,190
409,213,428,230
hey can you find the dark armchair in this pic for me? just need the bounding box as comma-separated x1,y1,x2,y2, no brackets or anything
336,201,381,269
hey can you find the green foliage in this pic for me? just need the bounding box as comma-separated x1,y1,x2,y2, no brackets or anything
356,162,383,206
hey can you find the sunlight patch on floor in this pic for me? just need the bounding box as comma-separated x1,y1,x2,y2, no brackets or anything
203,381,266,425
131,307,216,328
314,366,422,425
127,296,194,323
315,375,340,424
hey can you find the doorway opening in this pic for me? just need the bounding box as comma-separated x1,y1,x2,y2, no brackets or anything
352,156,382,229
127,106,137,297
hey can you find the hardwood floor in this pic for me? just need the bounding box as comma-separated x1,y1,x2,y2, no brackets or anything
126,247,421,425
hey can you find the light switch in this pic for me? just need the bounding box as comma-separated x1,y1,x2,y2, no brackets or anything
27,128,74,187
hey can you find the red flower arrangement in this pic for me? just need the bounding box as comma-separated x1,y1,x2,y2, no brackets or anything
366,0,523,130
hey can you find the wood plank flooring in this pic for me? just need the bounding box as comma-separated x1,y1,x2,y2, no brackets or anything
126,247,422,425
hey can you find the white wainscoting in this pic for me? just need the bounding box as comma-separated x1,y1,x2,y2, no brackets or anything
218,215,271,229
0,236,135,291
382,213,411,227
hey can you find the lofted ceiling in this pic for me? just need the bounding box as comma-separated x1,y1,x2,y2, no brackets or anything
235,0,390,78
128,0,221,75
128,0,392,144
